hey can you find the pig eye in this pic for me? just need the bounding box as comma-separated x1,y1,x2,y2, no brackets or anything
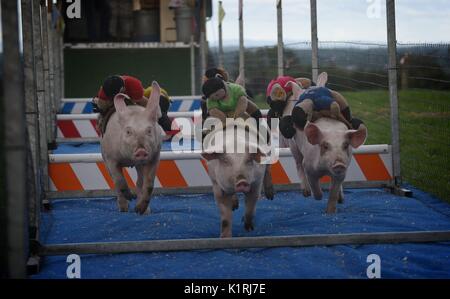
321,142,330,152
145,127,152,136
125,128,132,136
342,142,350,150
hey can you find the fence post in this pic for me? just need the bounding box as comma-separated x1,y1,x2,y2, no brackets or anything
238,0,245,87
1,0,28,278
218,1,224,69
310,0,319,82
32,0,50,206
21,0,41,253
190,35,196,95
277,0,284,76
40,2,54,148
386,0,402,188
199,0,207,88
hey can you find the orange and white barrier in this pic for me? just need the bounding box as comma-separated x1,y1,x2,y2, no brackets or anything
48,145,393,192
56,112,197,140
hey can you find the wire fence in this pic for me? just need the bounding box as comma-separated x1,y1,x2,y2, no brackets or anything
207,41,450,201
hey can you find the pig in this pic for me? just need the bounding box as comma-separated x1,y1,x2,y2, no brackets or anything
100,81,163,215
289,117,367,214
201,122,273,238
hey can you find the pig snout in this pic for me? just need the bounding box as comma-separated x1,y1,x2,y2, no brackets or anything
134,148,149,160
331,160,347,176
235,179,251,193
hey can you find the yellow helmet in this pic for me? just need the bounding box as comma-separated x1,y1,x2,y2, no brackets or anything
144,85,169,99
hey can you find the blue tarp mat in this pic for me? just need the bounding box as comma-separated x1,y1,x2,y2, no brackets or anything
53,140,200,154
32,186,450,279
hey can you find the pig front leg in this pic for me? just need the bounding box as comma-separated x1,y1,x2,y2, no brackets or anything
326,178,344,214
338,185,344,204
304,167,323,201
212,183,234,238
290,143,311,197
243,183,261,232
105,160,132,212
135,159,159,215
263,166,274,200
231,194,239,211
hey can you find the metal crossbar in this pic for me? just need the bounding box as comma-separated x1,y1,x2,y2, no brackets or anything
38,231,450,256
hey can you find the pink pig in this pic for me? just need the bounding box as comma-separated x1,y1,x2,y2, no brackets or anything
101,81,163,215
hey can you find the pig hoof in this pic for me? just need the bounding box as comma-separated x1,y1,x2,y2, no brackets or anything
244,221,254,232
220,232,232,238
119,206,129,212
135,203,150,215
265,187,275,200
326,207,337,214
338,193,344,204
302,189,311,197
313,192,323,200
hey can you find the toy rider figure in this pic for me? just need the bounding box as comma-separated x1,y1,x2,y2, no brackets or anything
265,75,299,131
287,87,365,135
201,68,259,121
92,75,171,134
143,85,172,132
202,77,262,126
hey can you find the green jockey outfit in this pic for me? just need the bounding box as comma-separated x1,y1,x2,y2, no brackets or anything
207,82,247,116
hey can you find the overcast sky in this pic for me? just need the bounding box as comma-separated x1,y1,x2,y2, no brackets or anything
207,0,450,46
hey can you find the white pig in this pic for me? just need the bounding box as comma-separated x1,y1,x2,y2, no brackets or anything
290,118,367,214
201,123,273,238
101,81,163,215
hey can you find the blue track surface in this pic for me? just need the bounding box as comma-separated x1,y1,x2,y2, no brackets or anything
33,185,450,279
53,140,200,154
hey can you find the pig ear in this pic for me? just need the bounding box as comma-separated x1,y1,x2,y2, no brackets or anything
304,122,323,145
316,72,328,87
346,125,367,149
285,81,303,100
201,152,223,161
114,93,129,115
235,72,245,86
146,81,160,122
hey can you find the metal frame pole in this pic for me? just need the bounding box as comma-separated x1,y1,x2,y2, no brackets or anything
190,35,196,95
38,230,450,256
21,0,41,246
277,0,284,76
1,0,29,278
32,0,50,206
386,0,401,187
238,0,245,87
40,2,53,147
218,1,224,68
310,0,319,82
199,0,207,87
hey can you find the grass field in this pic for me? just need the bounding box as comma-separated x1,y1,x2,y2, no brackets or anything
254,89,450,203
